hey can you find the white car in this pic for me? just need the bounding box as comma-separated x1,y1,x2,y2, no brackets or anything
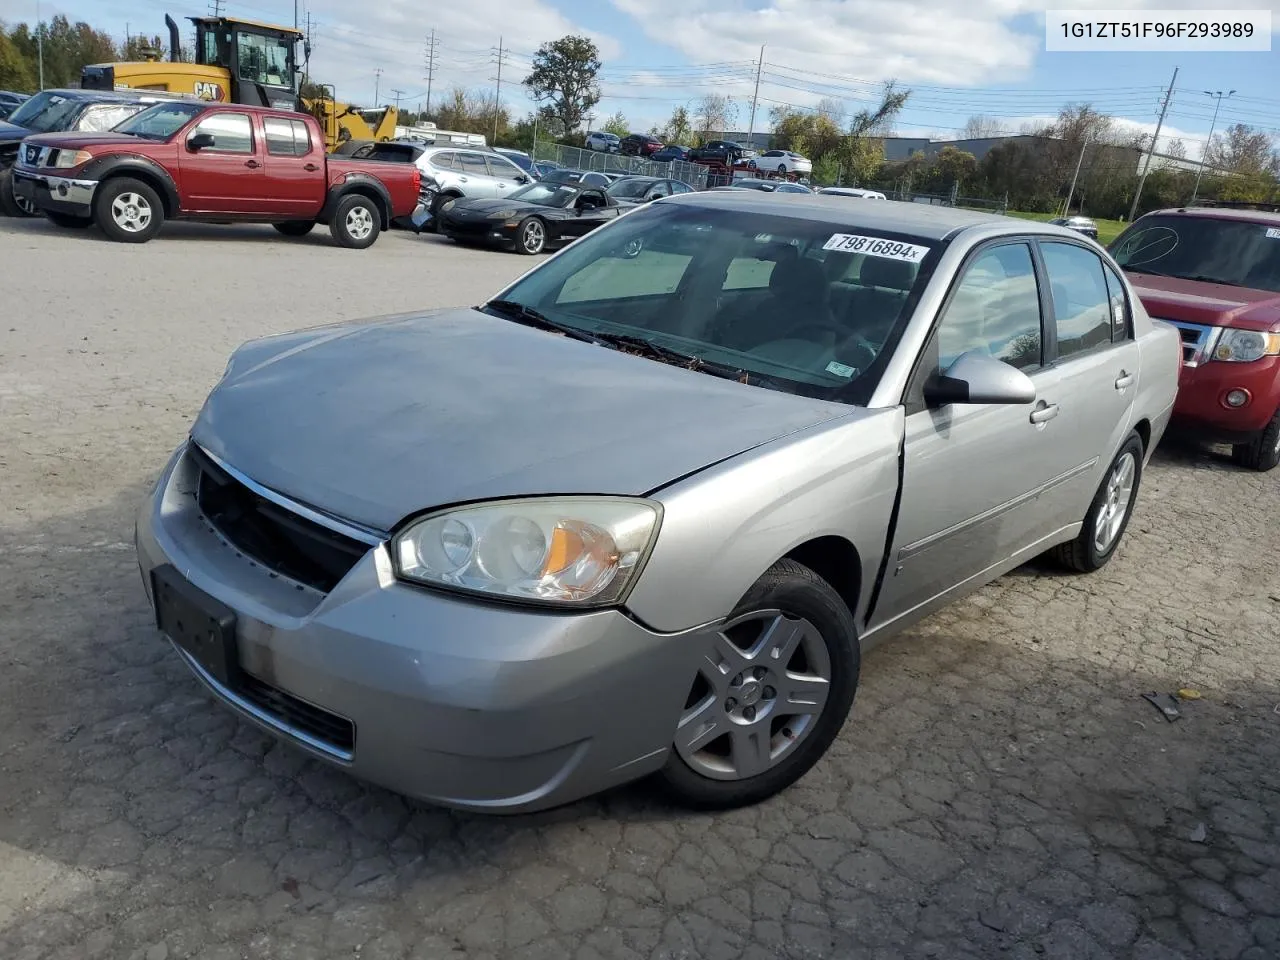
752,150,812,175
819,186,887,200
586,131,620,153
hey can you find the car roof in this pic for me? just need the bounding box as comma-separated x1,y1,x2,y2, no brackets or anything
663,191,1033,239
1143,205,1280,226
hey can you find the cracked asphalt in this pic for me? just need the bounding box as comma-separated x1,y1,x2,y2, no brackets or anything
1,217,1278,960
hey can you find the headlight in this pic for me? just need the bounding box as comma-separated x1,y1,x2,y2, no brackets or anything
487,209,518,220
392,497,661,607
1212,329,1280,363
53,149,92,169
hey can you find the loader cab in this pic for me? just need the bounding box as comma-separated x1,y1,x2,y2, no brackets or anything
191,16,302,111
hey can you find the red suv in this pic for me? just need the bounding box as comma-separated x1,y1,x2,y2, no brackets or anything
1110,205,1280,471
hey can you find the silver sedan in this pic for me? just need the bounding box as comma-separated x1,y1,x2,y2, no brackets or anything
136,193,1180,813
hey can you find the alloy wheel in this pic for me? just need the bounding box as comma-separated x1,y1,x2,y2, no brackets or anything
110,192,153,233
674,609,831,781
345,206,374,241
522,219,545,253
1093,451,1137,554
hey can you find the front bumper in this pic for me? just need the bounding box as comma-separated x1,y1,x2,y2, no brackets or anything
135,443,708,813
11,168,96,216
1170,355,1280,444
441,215,518,247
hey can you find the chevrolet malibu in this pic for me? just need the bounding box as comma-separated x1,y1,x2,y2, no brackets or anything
136,194,1180,813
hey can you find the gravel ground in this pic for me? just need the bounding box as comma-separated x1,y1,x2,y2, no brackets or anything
1,217,1278,960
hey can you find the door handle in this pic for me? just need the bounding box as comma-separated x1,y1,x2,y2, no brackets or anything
1115,370,1135,390
1029,402,1060,425
303,162,319,171
458,176,468,182
244,159,260,168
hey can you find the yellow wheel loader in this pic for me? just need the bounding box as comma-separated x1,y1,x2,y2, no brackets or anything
79,14,398,153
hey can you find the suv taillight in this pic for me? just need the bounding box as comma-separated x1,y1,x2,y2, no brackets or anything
412,168,421,193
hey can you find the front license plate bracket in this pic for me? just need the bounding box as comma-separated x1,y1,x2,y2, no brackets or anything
151,563,241,687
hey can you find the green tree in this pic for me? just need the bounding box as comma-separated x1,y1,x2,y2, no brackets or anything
658,105,690,145
602,110,628,137
523,35,601,135
0,29,36,91
121,34,166,62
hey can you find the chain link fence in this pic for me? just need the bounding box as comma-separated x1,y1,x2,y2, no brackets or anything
530,141,713,190
862,180,1009,214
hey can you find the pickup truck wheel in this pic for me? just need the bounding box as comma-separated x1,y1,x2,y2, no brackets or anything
1231,408,1280,472
1052,432,1144,573
44,211,92,229
0,168,37,217
95,178,163,243
273,221,315,237
330,194,380,249
659,558,859,810
516,217,546,255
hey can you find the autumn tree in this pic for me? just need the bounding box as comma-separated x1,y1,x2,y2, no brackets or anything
523,35,601,135
961,115,1005,139
1207,123,1278,176
693,94,737,142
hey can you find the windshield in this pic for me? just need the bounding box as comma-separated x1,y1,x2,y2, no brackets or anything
114,102,206,140
489,202,939,404
508,182,579,207
7,91,85,132
1111,214,1280,294
607,178,657,199
237,30,294,87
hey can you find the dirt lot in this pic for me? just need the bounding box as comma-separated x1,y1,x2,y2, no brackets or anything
1,217,1278,960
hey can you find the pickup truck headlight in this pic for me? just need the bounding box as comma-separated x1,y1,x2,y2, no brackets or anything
52,149,92,169
392,497,660,607
1212,329,1280,363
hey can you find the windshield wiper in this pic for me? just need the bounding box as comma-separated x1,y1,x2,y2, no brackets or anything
482,299,603,344
590,331,753,383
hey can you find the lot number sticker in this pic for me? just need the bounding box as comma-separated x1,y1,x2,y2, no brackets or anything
1267,227,1280,239
823,233,929,263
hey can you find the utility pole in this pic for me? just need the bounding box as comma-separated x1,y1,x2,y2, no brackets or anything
373,67,383,106
209,0,224,16
1063,137,1088,216
491,37,507,144
746,44,764,149
302,11,312,88
422,29,439,118
35,0,43,90
390,88,405,116
1191,89,1234,204
293,0,298,30
1128,66,1177,223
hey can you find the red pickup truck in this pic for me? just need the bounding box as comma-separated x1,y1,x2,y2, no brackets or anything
1110,204,1280,471
11,101,419,248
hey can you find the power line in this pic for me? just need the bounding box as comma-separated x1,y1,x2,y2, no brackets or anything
491,36,511,143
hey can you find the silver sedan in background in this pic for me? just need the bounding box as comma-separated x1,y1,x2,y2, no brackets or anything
135,194,1180,813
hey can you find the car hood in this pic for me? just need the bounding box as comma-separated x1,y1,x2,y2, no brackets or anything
1127,272,1280,332
19,131,144,149
191,308,852,531
0,118,29,145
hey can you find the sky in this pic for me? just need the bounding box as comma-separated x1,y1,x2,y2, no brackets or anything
3,0,1278,159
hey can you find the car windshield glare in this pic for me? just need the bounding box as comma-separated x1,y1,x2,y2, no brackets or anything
490,203,938,404
1111,214,1280,294
114,102,206,139
508,183,578,207
7,91,84,132
607,178,656,199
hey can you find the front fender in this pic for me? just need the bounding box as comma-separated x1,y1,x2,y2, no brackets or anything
82,154,181,214
625,408,905,634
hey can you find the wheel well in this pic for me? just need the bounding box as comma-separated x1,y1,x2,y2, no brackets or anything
100,169,175,217
1133,418,1151,452
339,185,391,228
783,536,862,620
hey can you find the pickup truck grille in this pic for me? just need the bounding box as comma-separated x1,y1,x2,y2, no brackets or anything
1162,319,1220,367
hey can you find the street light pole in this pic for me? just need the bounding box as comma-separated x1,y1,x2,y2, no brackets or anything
1191,89,1234,204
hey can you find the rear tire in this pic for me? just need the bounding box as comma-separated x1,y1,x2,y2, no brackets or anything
329,193,380,249
1231,408,1280,472
273,221,315,237
94,177,164,243
44,211,92,229
1052,432,1144,572
0,167,37,217
658,559,860,810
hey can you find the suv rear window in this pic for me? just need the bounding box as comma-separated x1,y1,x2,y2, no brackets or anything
1111,213,1280,294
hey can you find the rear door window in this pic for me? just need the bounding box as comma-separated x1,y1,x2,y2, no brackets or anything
1040,242,1115,361
263,117,311,156
458,152,491,176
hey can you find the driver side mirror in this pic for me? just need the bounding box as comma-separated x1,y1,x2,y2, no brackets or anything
923,351,1036,407
187,132,216,151
516,173,531,184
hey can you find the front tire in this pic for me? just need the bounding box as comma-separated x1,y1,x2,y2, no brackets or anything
44,211,92,229
515,217,546,255
0,167,37,217
329,194,380,249
273,221,315,237
1231,408,1280,472
1052,431,1144,572
94,177,164,243
659,559,860,810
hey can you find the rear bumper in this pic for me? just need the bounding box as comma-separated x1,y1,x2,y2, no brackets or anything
11,168,96,216
1170,356,1280,444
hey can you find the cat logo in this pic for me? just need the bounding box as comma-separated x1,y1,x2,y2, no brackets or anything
193,81,224,100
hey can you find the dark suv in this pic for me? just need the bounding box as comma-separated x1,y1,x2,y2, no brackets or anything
619,133,664,157
689,140,747,164
1,88,184,216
